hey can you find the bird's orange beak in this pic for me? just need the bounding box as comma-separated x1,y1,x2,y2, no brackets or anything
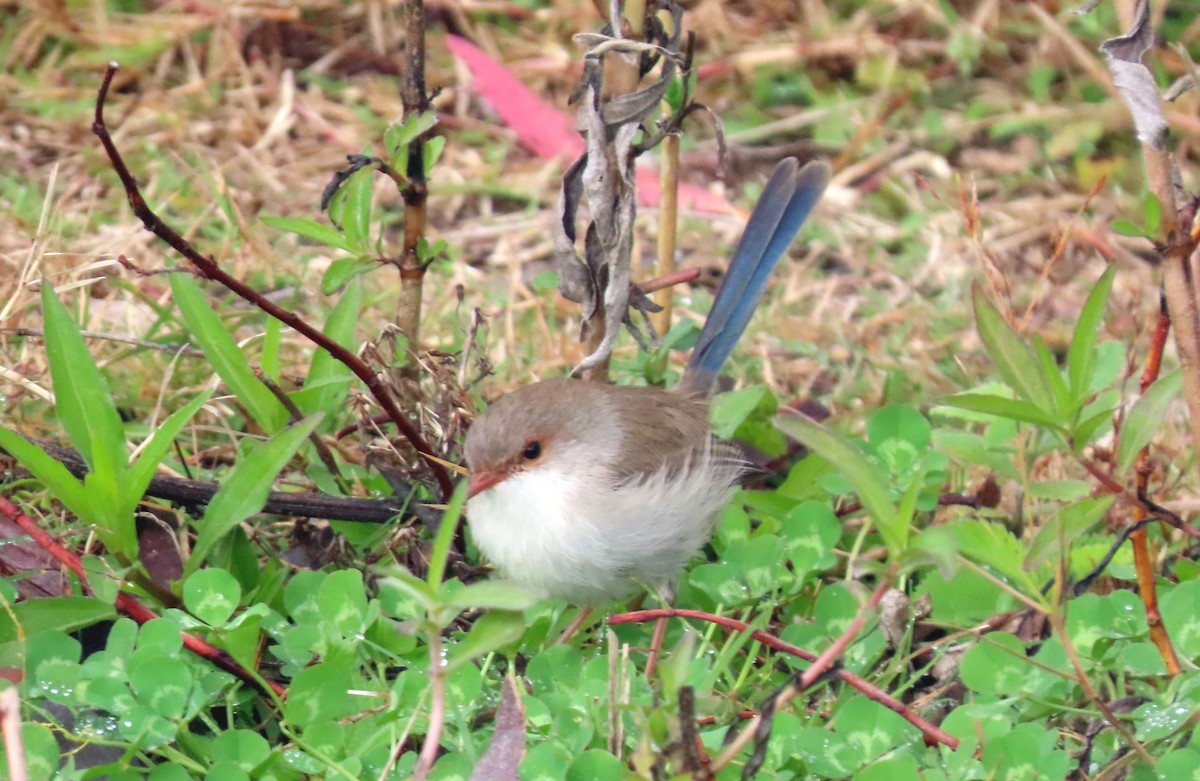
467,469,505,499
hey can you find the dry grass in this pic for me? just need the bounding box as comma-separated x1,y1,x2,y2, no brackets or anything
1,0,1192,456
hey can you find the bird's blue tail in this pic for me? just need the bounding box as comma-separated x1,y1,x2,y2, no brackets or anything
681,158,830,396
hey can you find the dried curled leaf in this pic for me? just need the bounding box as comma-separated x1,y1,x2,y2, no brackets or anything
1098,0,1168,150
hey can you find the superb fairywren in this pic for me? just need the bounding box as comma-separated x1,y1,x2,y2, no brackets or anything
464,158,830,603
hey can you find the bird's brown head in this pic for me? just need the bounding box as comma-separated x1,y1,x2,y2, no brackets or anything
463,378,621,498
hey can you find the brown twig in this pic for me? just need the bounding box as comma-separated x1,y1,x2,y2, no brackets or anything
0,495,287,699
705,575,902,774
91,62,453,501
608,605,958,751
1127,295,1182,674
397,0,432,364
3,437,419,525
638,266,701,294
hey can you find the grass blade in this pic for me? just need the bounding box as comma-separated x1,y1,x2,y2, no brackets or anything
170,274,288,434
185,415,322,577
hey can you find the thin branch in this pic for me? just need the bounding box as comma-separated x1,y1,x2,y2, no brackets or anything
91,62,453,500
608,605,958,751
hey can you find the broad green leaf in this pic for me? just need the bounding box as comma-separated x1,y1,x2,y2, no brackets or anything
0,430,91,530
261,317,281,383
40,285,126,480
128,652,192,719
972,284,1055,412
1109,219,1148,238
445,610,525,673
1067,265,1116,400
381,567,438,612
340,167,373,251
442,581,541,611
566,750,627,781
1073,406,1115,452
949,519,1041,598
260,215,358,253
424,135,446,175
170,274,288,434
320,256,377,295
940,392,1062,429
960,632,1027,695
184,568,242,626
1144,193,1162,238
317,569,369,636
889,463,923,554
774,414,901,554
296,278,361,425
127,392,212,514
186,415,322,575
384,111,438,157
1117,368,1183,471
866,404,931,450
427,481,467,589
0,597,116,644
1026,496,1113,571
1033,337,1068,416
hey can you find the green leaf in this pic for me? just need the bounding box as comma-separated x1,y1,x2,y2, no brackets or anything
260,215,358,253
296,278,361,425
445,610,525,673
340,168,373,251
1117,368,1183,471
261,317,281,383
127,392,212,515
129,651,192,719
210,730,271,770
1073,406,1115,452
40,284,127,482
320,255,377,295
184,568,242,626
424,135,446,175
972,284,1055,412
711,385,776,440
1144,192,1162,238
940,392,1063,429
0,597,116,644
384,111,438,157
0,429,91,530
170,273,288,434
442,581,541,611
381,567,438,612
1026,497,1113,571
866,404,931,450
960,632,1028,695
774,414,902,554
566,750,626,780
186,415,322,576
427,481,467,589
950,519,1042,600
317,569,369,636
1067,265,1116,401
1109,219,1148,238
1033,337,1069,416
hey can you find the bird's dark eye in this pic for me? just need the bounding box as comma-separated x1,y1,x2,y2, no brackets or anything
522,441,542,460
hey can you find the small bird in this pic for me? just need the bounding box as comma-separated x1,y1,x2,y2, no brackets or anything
464,158,830,604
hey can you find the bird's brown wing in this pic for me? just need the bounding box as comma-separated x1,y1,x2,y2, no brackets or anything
604,385,722,484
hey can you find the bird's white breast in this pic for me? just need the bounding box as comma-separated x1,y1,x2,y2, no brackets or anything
466,455,738,604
